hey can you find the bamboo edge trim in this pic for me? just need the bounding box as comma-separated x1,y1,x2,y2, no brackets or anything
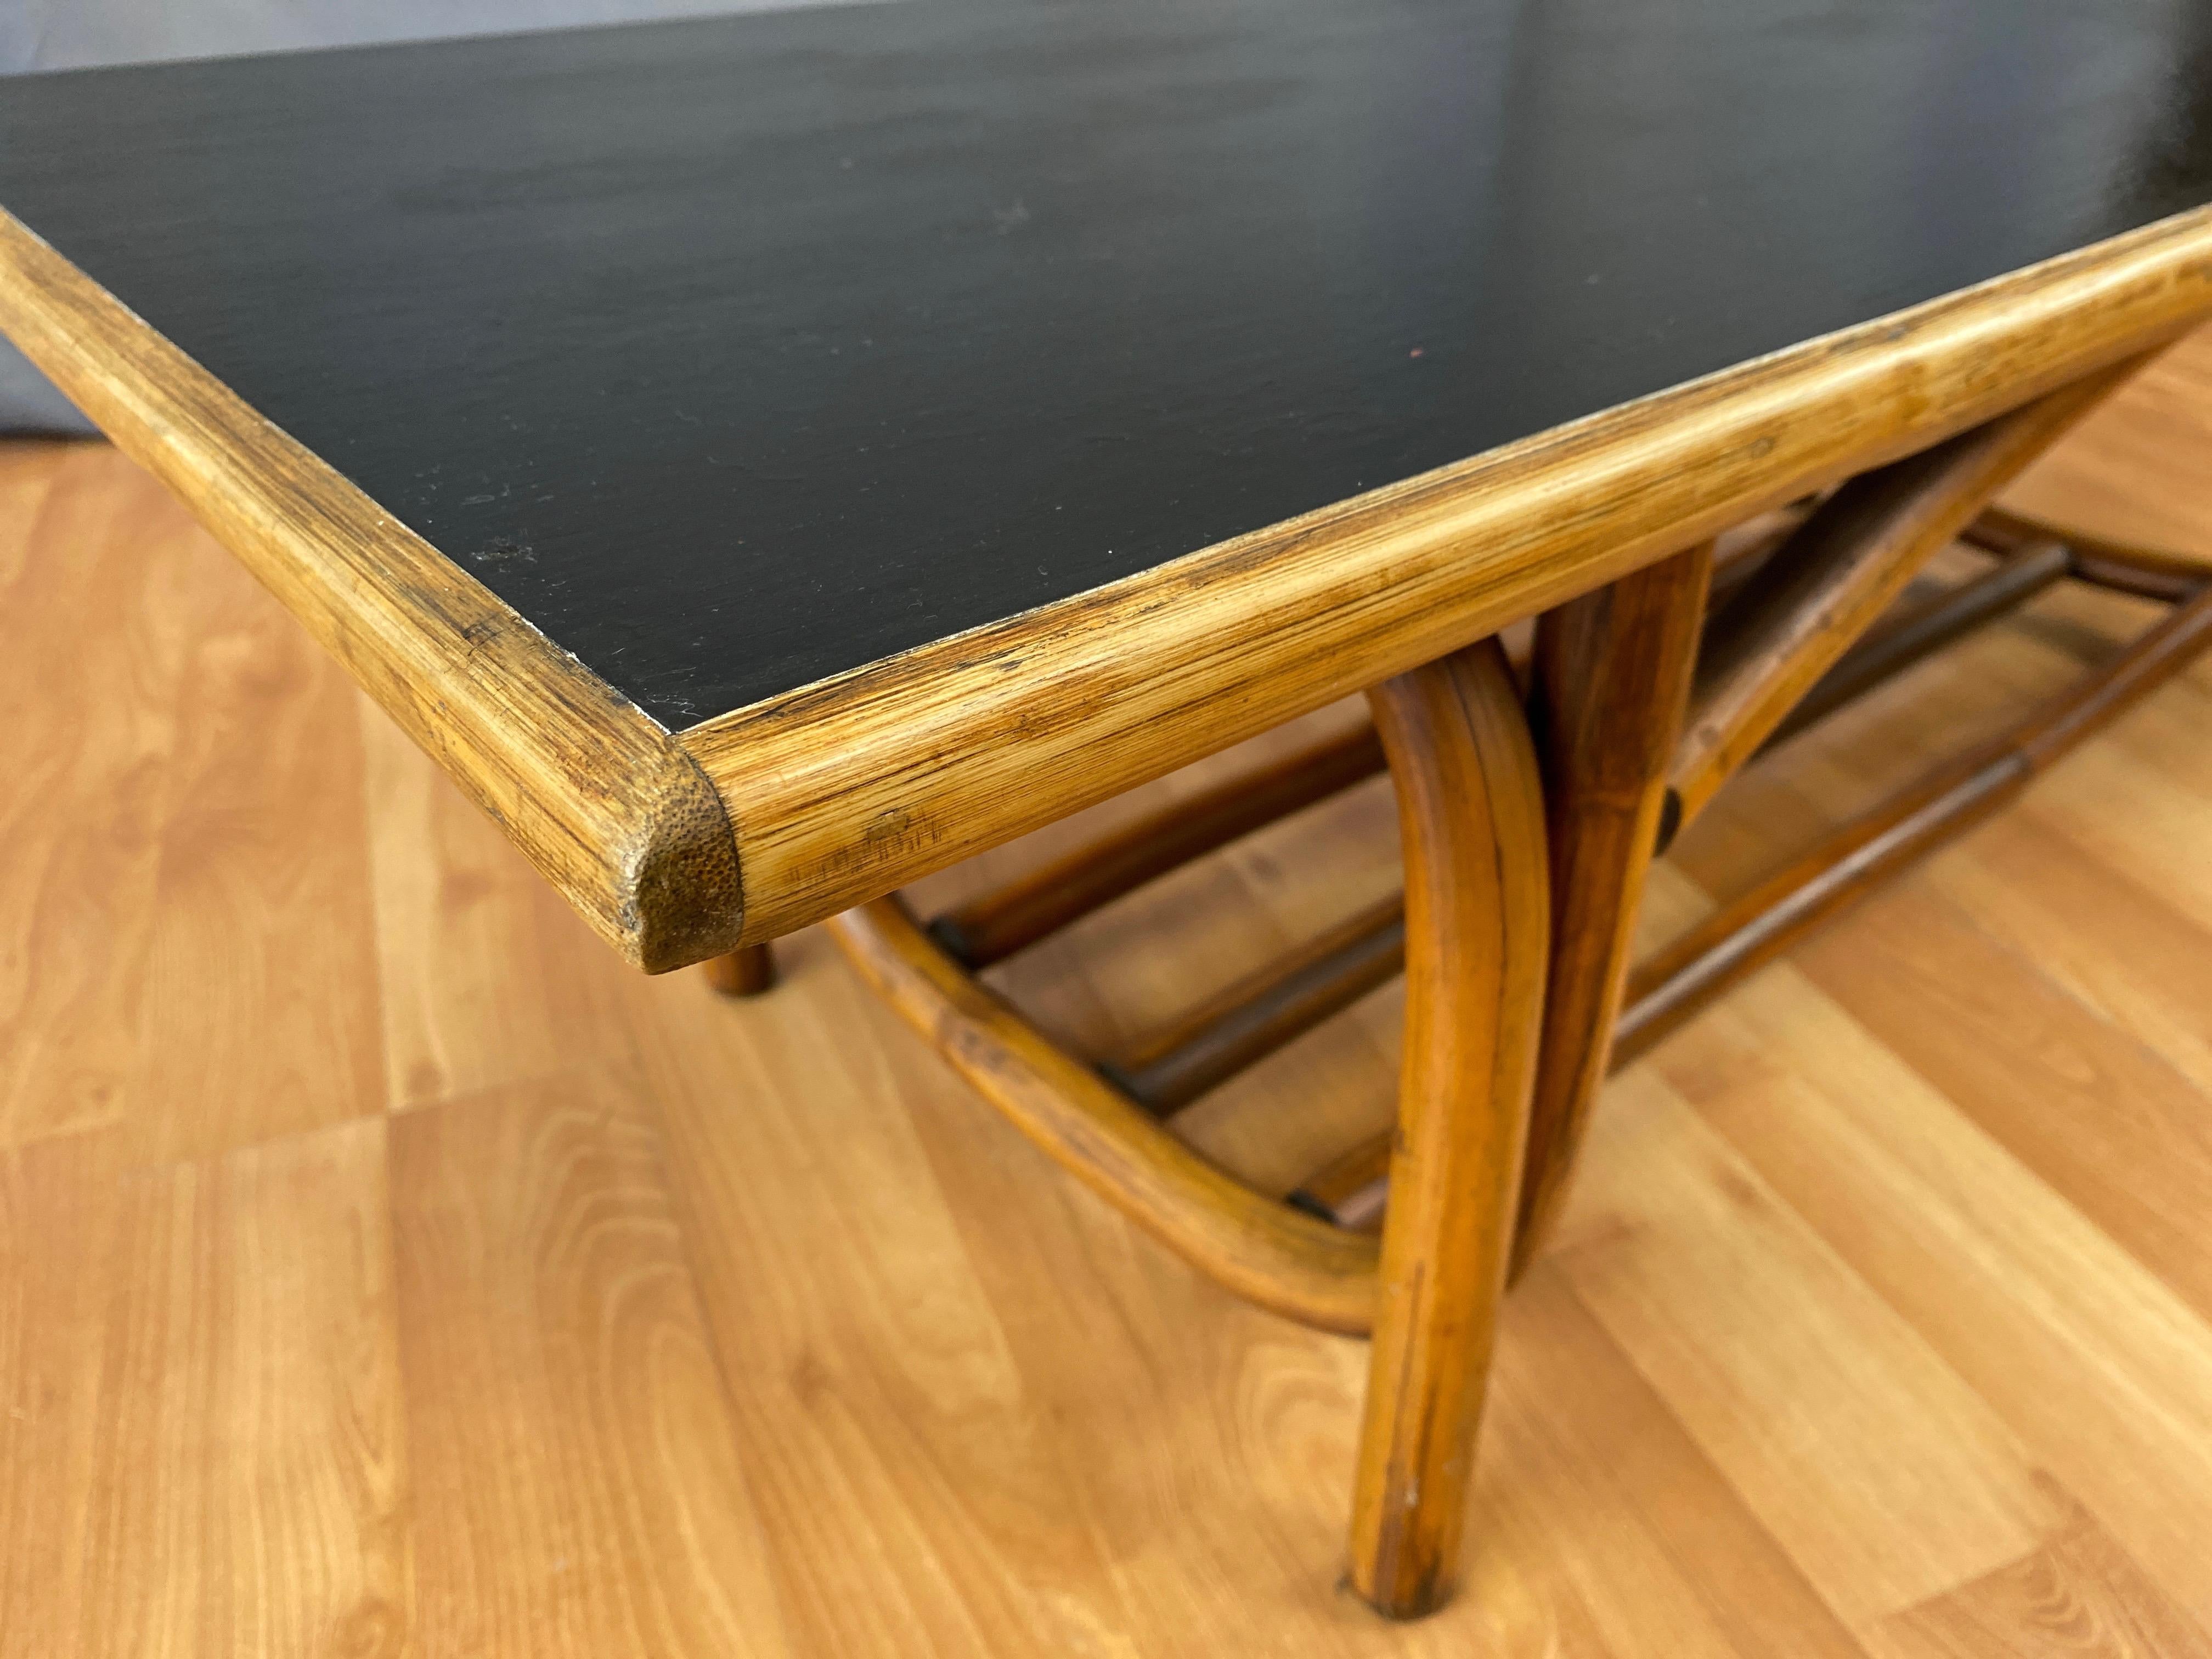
0,208,744,972
9,193,2209,962
686,205,2212,945
824,894,1379,1335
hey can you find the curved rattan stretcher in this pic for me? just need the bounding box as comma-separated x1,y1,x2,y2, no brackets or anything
717,356,2212,1618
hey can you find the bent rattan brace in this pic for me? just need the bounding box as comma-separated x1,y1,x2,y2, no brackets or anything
712,353,2212,1619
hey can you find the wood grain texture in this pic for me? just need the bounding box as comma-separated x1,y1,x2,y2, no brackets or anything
1548,1072,2061,1623
0,447,216,1150
0,1122,410,1656
1480,1266,1868,1659
1921,806,2212,1101
1875,1513,2212,1659
687,209,2212,944
825,895,1379,1334
1795,877,2212,1329
0,435,64,588
1102,890,1406,1116
390,1065,793,1657
358,686,639,1113
1,324,2210,1654
0,210,743,972
617,943,1166,1659
928,723,1386,970
1656,955,2212,1640
124,522,386,1165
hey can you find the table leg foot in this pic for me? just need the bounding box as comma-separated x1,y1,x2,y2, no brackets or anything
1348,637,1548,1618
702,943,777,997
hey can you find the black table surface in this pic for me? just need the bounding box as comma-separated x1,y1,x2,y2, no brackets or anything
3,0,2209,730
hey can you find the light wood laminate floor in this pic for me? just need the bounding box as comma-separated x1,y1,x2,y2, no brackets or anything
4,332,2211,1657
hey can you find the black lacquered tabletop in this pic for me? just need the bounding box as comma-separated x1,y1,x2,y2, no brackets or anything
2,0,2208,727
